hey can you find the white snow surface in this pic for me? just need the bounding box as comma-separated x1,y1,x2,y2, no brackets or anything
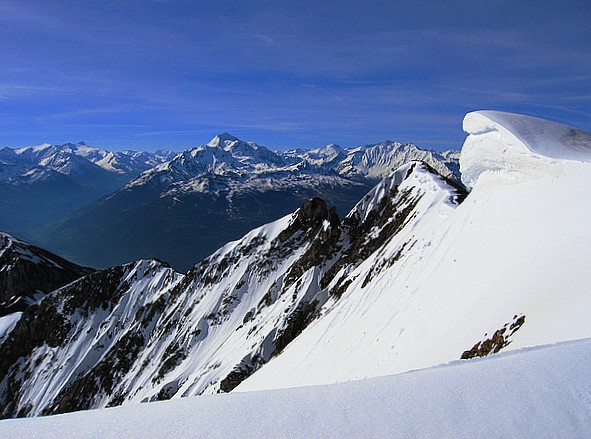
0,313,21,344
1,338,589,438
461,110,591,188
240,110,591,391
127,135,459,193
0,161,457,416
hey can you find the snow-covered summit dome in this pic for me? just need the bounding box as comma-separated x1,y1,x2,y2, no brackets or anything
460,110,591,188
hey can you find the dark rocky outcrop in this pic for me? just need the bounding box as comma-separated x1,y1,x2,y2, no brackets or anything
281,199,342,286
321,182,420,292
0,264,133,418
219,360,255,393
0,232,92,315
461,315,526,359
272,300,320,355
278,197,340,243
44,330,146,415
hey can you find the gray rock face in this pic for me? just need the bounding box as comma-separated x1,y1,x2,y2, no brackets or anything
0,232,92,315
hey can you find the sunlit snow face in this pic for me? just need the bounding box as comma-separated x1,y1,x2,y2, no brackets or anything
460,111,586,188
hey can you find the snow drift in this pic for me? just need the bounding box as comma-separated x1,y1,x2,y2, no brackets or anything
460,110,591,187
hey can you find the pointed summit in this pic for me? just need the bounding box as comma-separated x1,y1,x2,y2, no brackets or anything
208,132,240,147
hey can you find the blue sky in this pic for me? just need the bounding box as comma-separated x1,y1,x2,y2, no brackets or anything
1,0,590,151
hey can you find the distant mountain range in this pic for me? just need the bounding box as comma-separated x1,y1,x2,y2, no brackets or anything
5,134,458,271
0,162,465,416
0,111,589,422
0,143,175,241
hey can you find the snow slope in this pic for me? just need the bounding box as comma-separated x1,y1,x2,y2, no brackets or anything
1,338,589,438
240,110,591,390
0,162,462,417
0,313,20,344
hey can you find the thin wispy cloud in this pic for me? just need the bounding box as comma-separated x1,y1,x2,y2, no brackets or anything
0,84,62,99
0,1,589,150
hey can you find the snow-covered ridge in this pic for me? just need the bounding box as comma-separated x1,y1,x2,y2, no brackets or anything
461,110,591,188
239,111,591,392
0,232,88,278
1,142,175,182
0,231,91,342
128,133,461,190
3,111,589,424
0,161,462,417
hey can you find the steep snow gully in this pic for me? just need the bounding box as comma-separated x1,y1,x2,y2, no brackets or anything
0,111,590,436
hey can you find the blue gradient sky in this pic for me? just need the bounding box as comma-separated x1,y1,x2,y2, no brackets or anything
1,0,590,151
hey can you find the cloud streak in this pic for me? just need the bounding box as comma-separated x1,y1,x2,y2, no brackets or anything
0,1,589,150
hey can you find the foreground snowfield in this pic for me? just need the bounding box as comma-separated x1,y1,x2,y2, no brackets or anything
1,338,589,438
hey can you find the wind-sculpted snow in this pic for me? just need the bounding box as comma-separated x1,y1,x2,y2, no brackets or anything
461,110,591,188
3,112,589,421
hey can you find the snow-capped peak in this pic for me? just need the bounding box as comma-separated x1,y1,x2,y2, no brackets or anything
206,133,281,163
1,142,176,185
14,143,53,155
2,111,591,426
207,132,240,147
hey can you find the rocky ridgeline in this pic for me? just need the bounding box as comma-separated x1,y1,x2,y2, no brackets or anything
0,233,92,316
0,162,466,418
